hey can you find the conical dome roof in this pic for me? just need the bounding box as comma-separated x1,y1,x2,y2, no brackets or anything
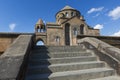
61,5,75,10
36,19,44,25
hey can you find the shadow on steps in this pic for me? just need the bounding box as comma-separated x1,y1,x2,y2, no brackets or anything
25,46,52,80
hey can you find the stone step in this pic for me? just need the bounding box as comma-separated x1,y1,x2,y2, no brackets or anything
31,51,87,54
27,61,105,74
32,49,86,53
90,76,120,80
25,68,115,80
30,52,92,59
34,46,83,50
29,56,97,65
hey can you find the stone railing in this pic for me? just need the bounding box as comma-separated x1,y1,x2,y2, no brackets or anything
0,32,34,54
77,37,120,75
77,35,120,48
0,35,33,80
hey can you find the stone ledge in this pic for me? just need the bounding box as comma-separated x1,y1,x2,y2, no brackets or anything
0,35,33,80
0,32,34,37
77,37,120,74
77,35,120,48
77,37,120,61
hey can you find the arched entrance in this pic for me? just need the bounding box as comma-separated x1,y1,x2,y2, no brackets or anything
35,33,47,46
36,39,45,46
65,23,70,45
36,40,44,46
80,24,84,34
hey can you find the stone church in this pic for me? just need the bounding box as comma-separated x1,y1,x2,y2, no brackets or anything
35,6,99,46
1,5,120,80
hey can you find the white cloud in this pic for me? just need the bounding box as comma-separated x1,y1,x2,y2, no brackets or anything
94,24,103,29
87,7,104,14
111,30,120,36
9,23,16,31
93,13,100,17
108,6,120,20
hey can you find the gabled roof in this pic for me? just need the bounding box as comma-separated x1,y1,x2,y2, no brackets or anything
36,19,44,25
61,5,75,10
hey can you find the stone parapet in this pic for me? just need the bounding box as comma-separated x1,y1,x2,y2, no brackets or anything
77,35,120,48
0,33,34,53
77,37,120,75
0,35,33,80
0,32,34,37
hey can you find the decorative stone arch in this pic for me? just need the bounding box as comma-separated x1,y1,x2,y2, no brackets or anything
35,38,44,46
33,33,47,46
35,37,46,45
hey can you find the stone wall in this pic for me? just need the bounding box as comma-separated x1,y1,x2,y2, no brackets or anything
0,33,34,53
0,35,33,80
47,27,65,46
88,29,99,36
0,33,18,53
0,37,16,53
35,33,47,45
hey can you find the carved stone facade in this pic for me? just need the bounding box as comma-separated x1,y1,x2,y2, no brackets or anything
35,6,100,46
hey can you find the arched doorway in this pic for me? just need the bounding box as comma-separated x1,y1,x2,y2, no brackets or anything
36,39,45,46
80,24,84,34
65,23,70,45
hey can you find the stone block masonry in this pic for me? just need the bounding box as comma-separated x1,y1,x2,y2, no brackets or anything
0,35,33,80
77,37,120,75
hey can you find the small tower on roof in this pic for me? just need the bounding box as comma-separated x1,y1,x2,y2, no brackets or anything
35,19,45,33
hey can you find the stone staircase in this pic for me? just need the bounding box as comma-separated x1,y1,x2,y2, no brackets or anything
25,46,119,80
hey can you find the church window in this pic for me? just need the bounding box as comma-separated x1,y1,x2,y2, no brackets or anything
37,26,39,29
35,26,40,32
65,12,69,17
71,12,74,16
80,24,84,34
55,36,60,42
36,26,39,32
73,28,77,36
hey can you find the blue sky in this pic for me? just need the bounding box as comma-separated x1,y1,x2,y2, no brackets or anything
0,0,120,36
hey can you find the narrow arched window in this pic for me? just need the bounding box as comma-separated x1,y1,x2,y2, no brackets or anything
55,36,60,42
39,25,46,33
71,12,74,17
36,26,39,32
73,28,77,36
65,12,69,17
40,26,44,32
55,36,60,45
80,24,84,34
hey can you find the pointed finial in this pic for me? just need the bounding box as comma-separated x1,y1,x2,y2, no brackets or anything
36,19,44,25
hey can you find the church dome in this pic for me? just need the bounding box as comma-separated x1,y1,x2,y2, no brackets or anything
56,5,81,23
61,5,76,11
